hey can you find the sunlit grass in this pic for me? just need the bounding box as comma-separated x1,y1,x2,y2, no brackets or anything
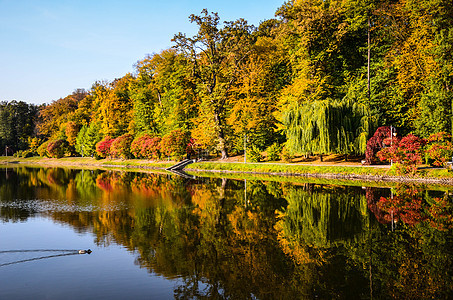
3,156,453,183
188,161,453,179
0,156,173,169
188,162,389,175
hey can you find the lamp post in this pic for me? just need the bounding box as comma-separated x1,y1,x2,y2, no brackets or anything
390,126,396,166
390,126,394,146
244,133,247,163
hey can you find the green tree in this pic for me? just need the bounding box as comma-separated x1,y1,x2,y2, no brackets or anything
275,0,375,156
132,49,197,136
283,99,372,156
75,121,102,157
0,101,38,153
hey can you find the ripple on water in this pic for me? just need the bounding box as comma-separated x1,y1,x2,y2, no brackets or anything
0,199,128,214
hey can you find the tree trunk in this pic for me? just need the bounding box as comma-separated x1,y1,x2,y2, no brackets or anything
219,135,228,159
214,110,228,159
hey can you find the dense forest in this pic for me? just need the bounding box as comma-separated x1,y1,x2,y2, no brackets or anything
1,0,452,160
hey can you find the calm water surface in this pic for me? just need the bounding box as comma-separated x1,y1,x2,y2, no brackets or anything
1,166,453,299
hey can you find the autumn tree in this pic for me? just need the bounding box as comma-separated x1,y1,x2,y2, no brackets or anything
227,20,289,152
371,0,453,135
92,76,134,138
37,90,87,139
132,49,197,136
173,9,256,159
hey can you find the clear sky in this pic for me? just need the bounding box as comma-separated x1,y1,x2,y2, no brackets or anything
0,0,284,105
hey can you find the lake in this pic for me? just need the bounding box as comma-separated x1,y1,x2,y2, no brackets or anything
1,166,453,299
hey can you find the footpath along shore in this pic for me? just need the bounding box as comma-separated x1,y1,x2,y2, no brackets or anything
2,156,453,186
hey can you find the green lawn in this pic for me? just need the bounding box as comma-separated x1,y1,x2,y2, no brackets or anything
187,161,453,179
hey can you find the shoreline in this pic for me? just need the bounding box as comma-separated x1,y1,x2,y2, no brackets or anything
185,167,453,186
2,156,453,186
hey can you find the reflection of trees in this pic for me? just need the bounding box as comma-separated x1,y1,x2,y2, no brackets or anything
367,184,453,230
359,219,453,299
0,167,50,221
274,184,371,298
2,167,453,298
358,184,453,298
277,184,369,248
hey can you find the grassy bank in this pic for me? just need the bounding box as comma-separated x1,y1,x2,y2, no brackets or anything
189,161,387,175
185,161,453,186
188,161,453,178
0,156,174,170
2,156,453,185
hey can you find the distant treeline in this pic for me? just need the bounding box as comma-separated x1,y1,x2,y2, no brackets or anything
2,0,452,159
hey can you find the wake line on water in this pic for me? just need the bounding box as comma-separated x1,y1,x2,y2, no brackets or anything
0,249,92,267
0,252,79,267
0,249,79,254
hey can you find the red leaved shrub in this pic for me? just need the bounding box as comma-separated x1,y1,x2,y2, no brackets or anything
141,137,162,160
131,134,153,159
95,136,115,158
377,133,425,175
131,134,162,160
365,126,395,164
160,129,191,160
110,134,133,159
424,132,453,167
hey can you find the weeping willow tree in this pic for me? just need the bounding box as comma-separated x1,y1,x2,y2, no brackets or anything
283,98,373,155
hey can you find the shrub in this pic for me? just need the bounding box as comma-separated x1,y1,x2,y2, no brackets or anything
424,132,453,167
28,137,42,153
266,143,282,161
365,126,396,164
186,138,198,159
247,145,263,162
15,150,36,158
141,137,162,160
160,129,191,160
131,134,153,159
280,146,293,162
47,139,69,158
377,133,425,175
110,134,133,159
37,141,50,157
95,136,115,159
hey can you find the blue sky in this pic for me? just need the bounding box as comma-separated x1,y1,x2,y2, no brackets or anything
0,0,284,105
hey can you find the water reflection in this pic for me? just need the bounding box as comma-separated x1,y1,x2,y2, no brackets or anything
1,166,453,298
